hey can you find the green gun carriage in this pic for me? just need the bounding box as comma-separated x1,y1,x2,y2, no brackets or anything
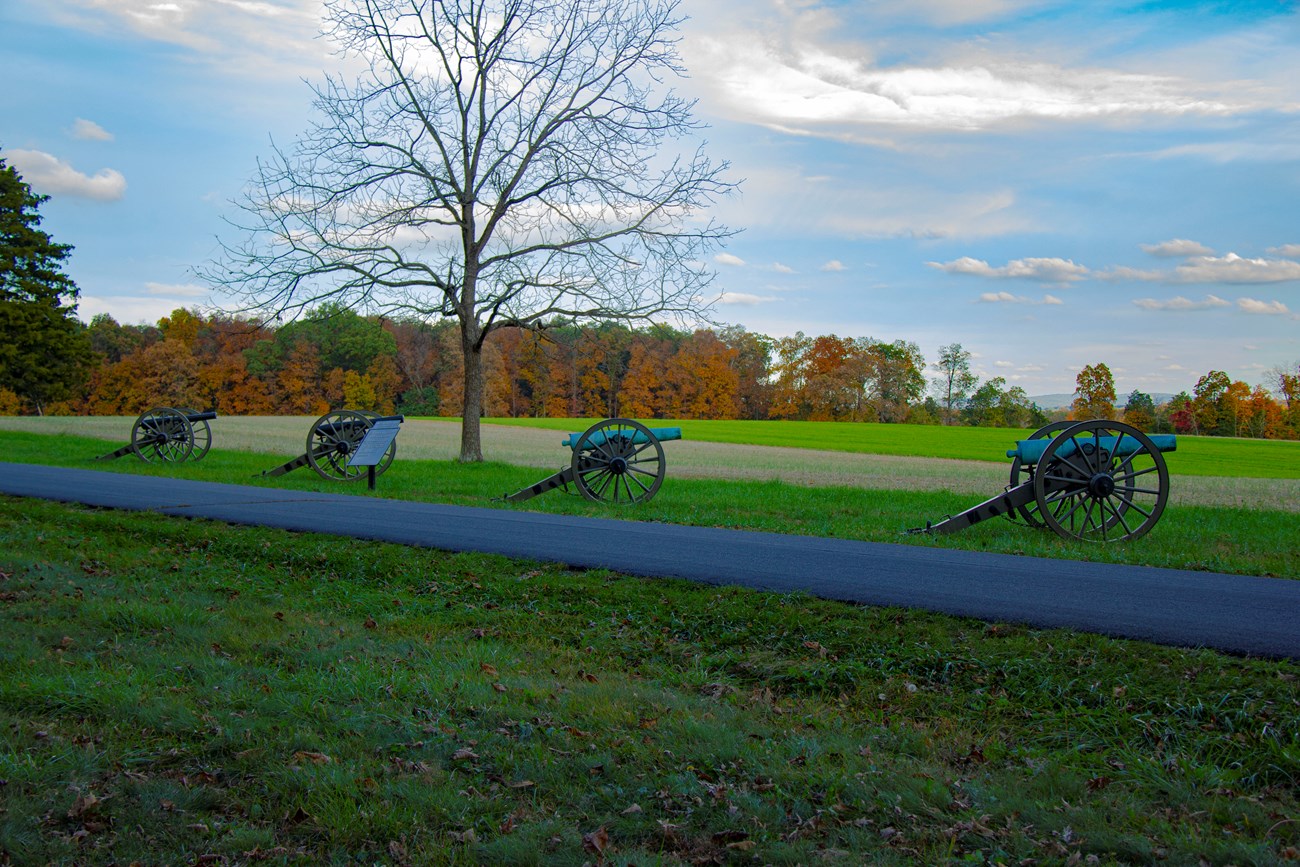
504,417,682,505
910,419,1175,543
95,407,217,464
260,410,400,482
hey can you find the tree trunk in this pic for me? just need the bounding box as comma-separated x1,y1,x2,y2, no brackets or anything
459,327,485,462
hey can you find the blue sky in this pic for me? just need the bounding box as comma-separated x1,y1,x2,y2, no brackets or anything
2,0,1297,397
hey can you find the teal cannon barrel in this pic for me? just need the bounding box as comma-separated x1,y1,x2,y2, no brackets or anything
909,420,1176,543
505,418,680,505
1008,433,1176,465
560,426,682,450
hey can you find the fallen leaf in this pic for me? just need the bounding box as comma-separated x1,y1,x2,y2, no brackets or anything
67,792,105,819
364,617,377,629
492,683,507,693
622,803,642,815
451,748,480,762
506,779,535,789
291,751,332,765
480,663,498,676
582,826,611,855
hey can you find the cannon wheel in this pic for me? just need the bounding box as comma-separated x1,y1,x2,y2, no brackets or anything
571,418,665,505
130,407,194,463
306,409,375,481
1008,421,1076,527
177,407,213,462
1032,420,1169,542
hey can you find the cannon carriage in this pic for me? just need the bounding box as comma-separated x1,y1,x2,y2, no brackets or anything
910,419,1175,543
504,418,681,505
261,410,402,482
95,407,217,464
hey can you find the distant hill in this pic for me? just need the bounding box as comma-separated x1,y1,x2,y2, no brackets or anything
1029,393,1178,411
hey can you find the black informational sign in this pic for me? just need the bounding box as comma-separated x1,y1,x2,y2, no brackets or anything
346,416,404,489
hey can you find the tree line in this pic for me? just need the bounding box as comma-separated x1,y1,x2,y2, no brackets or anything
4,304,1296,440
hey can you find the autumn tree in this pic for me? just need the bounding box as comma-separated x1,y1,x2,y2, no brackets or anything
1270,361,1300,437
206,0,735,461
1192,370,1231,436
860,339,925,424
0,156,93,413
932,343,976,425
1122,390,1155,431
719,325,772,420
666,329,739,419
1071,362,1116,420
86,314,159,364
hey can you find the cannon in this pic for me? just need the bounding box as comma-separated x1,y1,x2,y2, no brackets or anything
504,418,681,505
95,407,217,463
909,419,1175,543
260,410,401,482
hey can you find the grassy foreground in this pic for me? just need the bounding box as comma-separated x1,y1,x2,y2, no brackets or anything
0,429,1296,580
2,498,1298,865
482,418,1300,480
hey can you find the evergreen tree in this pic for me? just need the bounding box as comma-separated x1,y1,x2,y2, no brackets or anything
0,156,92,412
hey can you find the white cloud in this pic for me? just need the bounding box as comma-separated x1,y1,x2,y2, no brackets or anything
1170,253,1300,284
714,252,747,267
75,295,187,325
685,23,1241,138
1266,244,1300,259
1132,295,1231,311
771,262,795,274
929,256,1089,282
820,260,846,272
1140,239,1212,258
1237,297,1290,316
5,149,126,201
718,291,778,305
70,118,114,141
975,291,1064,304
144,282,209,298
47,0,327,80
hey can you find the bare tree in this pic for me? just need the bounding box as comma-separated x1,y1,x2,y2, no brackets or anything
204,0,736,460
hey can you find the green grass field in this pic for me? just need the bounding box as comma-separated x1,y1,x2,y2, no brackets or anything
2,498,1297,865
483,417,1300,479
2,419,1298,864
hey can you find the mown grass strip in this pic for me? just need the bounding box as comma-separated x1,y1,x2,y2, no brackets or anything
2,430,1296,580
480,417,1300,480
1,498,1297,864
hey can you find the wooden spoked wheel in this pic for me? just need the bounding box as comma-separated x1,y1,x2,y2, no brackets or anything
130,407,194,463
177,407,213,461
570,418,666,505
306,410,372,481
1031,420,1170,542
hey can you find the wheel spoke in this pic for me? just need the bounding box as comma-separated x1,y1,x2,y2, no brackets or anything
1112,465,1158,484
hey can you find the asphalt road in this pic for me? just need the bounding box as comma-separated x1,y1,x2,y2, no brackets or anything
2,462,1296,660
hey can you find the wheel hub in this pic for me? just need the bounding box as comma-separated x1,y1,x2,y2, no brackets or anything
609,456,628,475
1088,472,1116,499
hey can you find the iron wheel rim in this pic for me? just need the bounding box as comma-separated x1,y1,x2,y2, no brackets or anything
1032,420,1169,542
571,418,665,505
